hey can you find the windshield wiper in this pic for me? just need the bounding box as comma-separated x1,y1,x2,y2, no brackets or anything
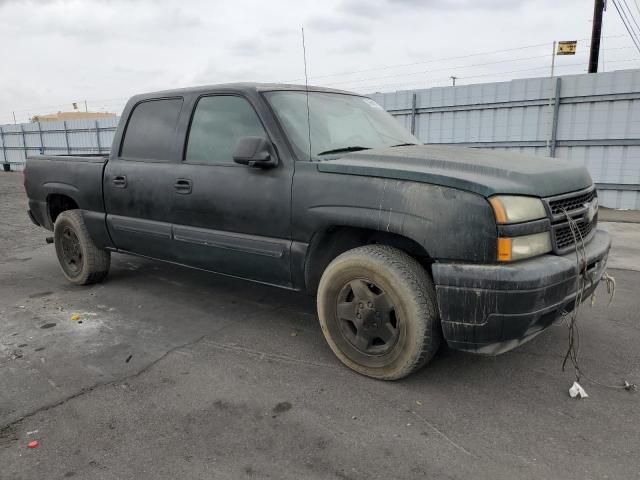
317,146,371,156
390,143,419,147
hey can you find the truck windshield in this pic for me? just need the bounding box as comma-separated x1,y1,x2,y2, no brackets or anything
264,91,419,161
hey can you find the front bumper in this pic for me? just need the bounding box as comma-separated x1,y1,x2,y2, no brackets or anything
432,229,611,355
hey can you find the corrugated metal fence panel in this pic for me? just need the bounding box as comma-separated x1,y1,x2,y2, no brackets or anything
371,69,640,210
98,115,119,153
0,116,119,171
560,68,640,96
599,189,640,209
415,104,551,143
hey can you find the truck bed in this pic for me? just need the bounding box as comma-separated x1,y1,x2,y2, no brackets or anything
24,154,109,231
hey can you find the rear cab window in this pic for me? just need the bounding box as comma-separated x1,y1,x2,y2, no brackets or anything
120,98,183,161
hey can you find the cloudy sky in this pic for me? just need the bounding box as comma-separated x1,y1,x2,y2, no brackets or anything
1,0,639,123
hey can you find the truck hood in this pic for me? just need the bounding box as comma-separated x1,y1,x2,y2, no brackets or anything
316,144,592,198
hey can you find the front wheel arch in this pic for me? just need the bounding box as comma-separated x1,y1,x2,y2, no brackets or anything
304,226,433,294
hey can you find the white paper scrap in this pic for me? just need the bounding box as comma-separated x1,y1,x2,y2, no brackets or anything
569,381,589,399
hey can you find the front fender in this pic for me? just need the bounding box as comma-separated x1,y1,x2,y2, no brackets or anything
293,164,497,263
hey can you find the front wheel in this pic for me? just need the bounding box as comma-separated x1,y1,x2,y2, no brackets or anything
317,245,441,380
54,209,110,285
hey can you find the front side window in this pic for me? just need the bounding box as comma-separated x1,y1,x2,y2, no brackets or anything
264,91,418,161
120,98,183,161
185,96,267,164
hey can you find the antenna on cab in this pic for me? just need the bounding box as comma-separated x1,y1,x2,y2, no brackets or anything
301,27,312,162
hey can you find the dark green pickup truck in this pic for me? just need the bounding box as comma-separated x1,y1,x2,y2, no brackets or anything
24,83,610,379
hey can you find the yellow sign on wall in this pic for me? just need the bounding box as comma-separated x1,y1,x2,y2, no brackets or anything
557,41,577,55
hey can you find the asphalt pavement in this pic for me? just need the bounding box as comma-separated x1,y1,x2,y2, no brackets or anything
1,172,639,480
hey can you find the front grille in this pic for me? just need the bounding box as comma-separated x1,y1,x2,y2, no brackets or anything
543,186,598,254
548,189,596,216
553,215,596,250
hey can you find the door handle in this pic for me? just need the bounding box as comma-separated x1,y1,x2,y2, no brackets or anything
112,175,127,188
174,178,193,194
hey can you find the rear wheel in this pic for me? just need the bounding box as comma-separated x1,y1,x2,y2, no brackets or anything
54,210,110,285
317,245,441,380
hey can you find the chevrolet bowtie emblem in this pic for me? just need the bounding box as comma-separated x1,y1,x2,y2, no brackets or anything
584,198,598,223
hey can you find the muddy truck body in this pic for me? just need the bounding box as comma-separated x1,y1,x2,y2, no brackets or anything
24,83,610,379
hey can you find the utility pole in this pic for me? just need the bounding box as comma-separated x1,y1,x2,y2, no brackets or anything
588,0,605,73
450,76,457,86
550,41,557,77
84,100,88,112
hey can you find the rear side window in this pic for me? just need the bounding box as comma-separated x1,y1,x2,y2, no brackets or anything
185,96,266,164
120,98,183,161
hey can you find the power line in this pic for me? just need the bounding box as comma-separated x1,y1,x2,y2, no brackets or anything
345,57,640,93
325,45,634,89
350,65,563,92
324,53,555,87
612,0,640,52
613,0,640,48
281,41,552,83
281,34,629,84
621,0,640,36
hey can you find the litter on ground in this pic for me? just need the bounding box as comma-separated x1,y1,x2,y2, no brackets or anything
569,382,589,399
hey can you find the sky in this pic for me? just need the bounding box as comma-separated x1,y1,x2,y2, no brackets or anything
1,0,639,123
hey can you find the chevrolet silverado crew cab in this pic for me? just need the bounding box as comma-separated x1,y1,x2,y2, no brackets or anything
24,83,610,380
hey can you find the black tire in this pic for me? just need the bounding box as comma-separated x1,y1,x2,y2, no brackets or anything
317,245,441,380
53,209,110,285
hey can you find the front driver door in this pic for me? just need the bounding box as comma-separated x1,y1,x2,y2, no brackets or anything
165,94,294,287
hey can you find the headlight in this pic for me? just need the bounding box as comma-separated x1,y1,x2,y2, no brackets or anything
497,232,552,262
489,196,546,224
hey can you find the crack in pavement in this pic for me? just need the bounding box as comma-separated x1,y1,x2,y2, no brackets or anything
408,408,478,458
0,302,291,431
202,340,339,370
0,334,208,432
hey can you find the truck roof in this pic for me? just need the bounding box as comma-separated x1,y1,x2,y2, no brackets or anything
130,83,359,102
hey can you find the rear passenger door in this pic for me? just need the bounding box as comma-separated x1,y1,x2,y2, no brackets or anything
103,97,184,260
166,94,293,287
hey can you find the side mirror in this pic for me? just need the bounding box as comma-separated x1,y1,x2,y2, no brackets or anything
233,137,278,168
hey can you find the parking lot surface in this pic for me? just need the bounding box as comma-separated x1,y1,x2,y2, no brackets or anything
1,172,639,479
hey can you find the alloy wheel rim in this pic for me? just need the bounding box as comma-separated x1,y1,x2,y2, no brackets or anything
335,278,400,355
60,226,83,274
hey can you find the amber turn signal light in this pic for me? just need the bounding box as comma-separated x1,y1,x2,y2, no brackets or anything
489,197,508,224
497,237,512,262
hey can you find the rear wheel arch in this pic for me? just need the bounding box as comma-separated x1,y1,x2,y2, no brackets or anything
304,226,432,294
47,193,79,224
